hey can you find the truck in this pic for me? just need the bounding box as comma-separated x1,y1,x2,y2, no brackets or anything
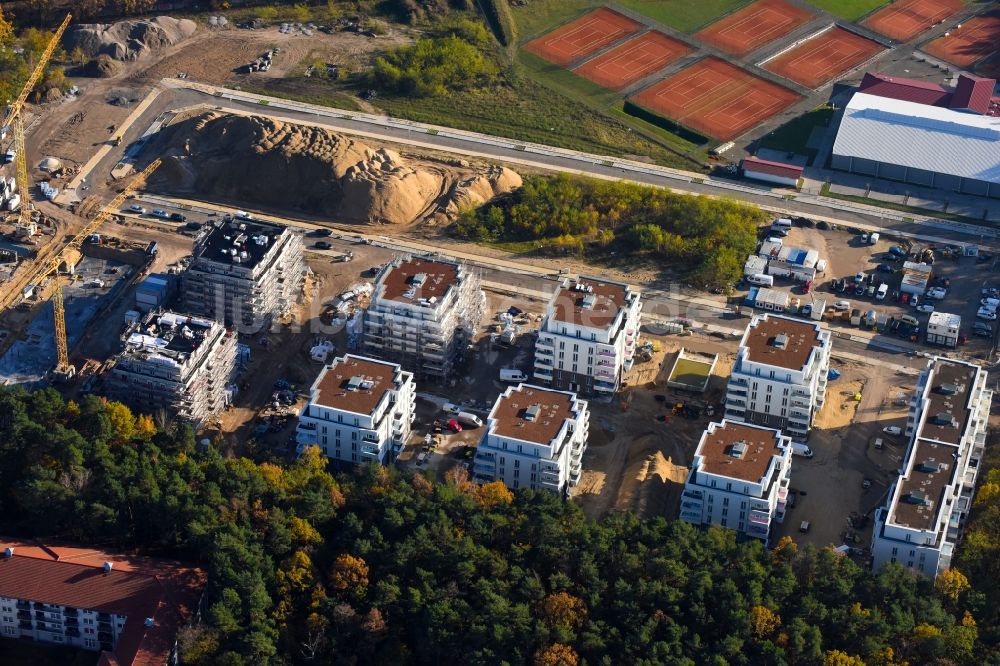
850,308,861,326
499,368,528,383
457,412,483,428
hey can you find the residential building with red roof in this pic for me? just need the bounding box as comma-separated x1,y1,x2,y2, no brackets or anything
0,538,205,666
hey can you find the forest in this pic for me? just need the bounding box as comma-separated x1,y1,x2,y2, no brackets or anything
1,387,998,665
454,174,766,287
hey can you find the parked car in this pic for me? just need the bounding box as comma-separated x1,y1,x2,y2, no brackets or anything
800,304,812,317
883,426,902,436
926,287,947,300
185,221,203,231
169,212,187,222
314,241,332,250
833,300,851,311
446,419,462,433
982,287,999,299
855,271,865,283
128,204,146,214
877,263,894,273
854,283,865,296
152,209,169,219
314,228,333,237
974,326,993,338
977,307,998,321
916,304,934,313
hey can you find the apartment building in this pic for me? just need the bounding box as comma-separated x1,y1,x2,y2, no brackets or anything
296,354,416,466
679,420,793,543
104,311,237,425
363,257,484,380
472,383,588,494
871,358,992,578
0,538,205,666
533,277,641,394
181,217,304,329
724,314,832,441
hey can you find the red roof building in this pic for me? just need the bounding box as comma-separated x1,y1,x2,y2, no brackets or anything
950,74,994,114
859,72,999,116
741,156,804,186
0,538,205,666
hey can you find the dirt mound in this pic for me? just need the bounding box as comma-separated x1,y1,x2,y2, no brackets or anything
66,16,197,61
151,112,520,226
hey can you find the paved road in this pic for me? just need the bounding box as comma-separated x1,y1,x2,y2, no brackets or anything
73,80,1000,253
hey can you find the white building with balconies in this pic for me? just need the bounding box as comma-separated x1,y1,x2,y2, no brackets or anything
679,420,793,544
296,354,415,466
533,277,641,395
871,357,992,578
472,384,588,494
724,314,832,441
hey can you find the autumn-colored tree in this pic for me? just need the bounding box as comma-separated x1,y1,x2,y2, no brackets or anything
135,414,156,440
934,568,970,605
258,462,286,489
361,607,387,635
944,611,978,661
534,643,579,666
912,623,942,641
105,400,135,443
274,550,318,625
474,480,514,508
869,647,908,666
975,481,999,506
0,9,14,47
329,554,369,594
290,516,322,546
538,592,587,631
823,650,865,666
411,472,433,496
750,605,781,639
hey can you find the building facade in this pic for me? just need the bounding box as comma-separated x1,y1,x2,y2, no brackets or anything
0,538,205,666
533,277,641,394
181,217,305,329
724,314,832,441
926,312,961,348
472,383,588,494
104,311,238,425
679,420,792,543
363,257,484,380
296,354,416,466
871,358,992,578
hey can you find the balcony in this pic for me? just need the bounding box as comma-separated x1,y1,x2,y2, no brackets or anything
360,444,382,460
747,522,769,539
594,380,616,393
536,337,554,348
597,348,616,358
535,356,553,367
535,344,552,356
296,421,317,431
534,367,553,377
680,509,702,523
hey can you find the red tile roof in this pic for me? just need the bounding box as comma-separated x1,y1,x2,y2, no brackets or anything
0,538,205,666
741,156,803,179
950,74,994,114
858,72,953,106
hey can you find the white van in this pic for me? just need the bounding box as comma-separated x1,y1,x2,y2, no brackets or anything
876,283,888,300
442,403,461,415
457,412,483,428
234,210,253,220
747,273,774,287
790,442,814,458
770,218,792,235
499,368,528,383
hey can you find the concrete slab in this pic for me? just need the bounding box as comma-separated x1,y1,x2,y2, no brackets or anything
755,148,809,167
829,183,869,197
867,190,907,205
905,197,946,212
947,204,986,220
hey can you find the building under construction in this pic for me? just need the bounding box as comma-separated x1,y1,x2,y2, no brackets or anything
181,217,304,329
363,256,485,380
104,310,238,425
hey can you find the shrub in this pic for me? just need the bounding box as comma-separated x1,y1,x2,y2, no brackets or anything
369,35,498,96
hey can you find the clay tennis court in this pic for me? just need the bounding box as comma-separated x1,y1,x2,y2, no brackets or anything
923,12,1000,69
763,27,885,89
695,0,816,57
863,0,962,42
574,31,693,91
630,57,801,141
524,8,642,68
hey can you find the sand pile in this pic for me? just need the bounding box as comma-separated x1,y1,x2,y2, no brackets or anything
66,17,197,61
152,112,520,226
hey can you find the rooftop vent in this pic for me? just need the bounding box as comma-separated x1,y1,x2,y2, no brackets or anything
772,334,789,350
936,383,959,395
347,376,364,391
524,404,541,421
581,294,597,309
731,440,748,459
932,412,958,427
3,547,12,558
102,561,113,574
916,460,940,474
905,490,930,506
410,272,427,286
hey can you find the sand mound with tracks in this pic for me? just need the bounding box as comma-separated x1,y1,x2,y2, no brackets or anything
66,16,197,62
151,112,520,226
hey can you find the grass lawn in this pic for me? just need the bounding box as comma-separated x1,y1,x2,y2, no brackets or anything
757,105,834,165
509,0,599,42
241,82,365,113
618,0,752,33
805,0,889,21
668,355,715,390
3,640,94,666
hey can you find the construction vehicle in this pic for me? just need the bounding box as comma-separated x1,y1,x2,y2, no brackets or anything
18,160,160,381
5,14,72,237
113,135,123,147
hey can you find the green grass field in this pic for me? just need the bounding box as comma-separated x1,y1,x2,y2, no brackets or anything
617,0,752,33
669,356,714,389
510,0,598,42
804,0,889,21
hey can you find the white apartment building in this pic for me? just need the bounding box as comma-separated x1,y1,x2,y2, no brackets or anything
104,311,238,425
679,420,792,543
181,217,304,329
871,358,992,578
364,257,484,380
472,383,588,494
724,314,832,441
296,354,416,466
533,277,641,394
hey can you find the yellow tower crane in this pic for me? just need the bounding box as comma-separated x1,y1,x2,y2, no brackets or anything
5,13,72,235
23,159,160,381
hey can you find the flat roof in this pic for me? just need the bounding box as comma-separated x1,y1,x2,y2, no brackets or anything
123,311,218,362
551,278,630,329
312,355,400,415
833,92,1000,185
379,258,460,304
742,314,824,371
928,311,961,328
195,217,287,270
742,156,803,178
890,439,957,531
491,384,578,446
914,359,976,447
696,421,785,484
